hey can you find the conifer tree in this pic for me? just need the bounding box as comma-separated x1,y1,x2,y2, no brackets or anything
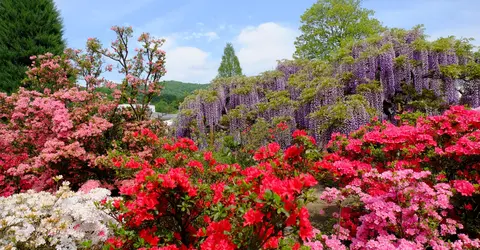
217,43,243,78
0,0,66,93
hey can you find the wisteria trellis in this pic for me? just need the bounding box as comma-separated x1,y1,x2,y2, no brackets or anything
176,28,480,147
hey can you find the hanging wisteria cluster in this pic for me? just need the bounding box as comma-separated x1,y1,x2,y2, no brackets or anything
175,27,480,148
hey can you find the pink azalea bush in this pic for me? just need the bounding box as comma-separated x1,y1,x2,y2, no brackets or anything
311,106,480,249
0,26,167,196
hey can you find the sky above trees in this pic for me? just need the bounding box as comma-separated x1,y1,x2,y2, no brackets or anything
54,0,480,83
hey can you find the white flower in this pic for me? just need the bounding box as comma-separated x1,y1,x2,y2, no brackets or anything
0,184,118,249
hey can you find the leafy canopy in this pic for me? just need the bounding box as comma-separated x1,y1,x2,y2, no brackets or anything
294,0,384,60
217,43,243,78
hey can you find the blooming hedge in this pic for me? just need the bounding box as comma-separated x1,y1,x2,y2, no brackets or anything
101,131,319,249
312,106,480,249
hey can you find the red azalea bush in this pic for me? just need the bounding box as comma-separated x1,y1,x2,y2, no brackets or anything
312,106,480,248
101,130,320,249
0,26,167,196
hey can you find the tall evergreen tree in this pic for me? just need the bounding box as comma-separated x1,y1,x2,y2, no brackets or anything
0,0,66,93
217,43,243,78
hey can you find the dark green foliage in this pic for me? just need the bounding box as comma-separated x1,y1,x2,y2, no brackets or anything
294,0,384,60
0,0,66,93
217,43,243,78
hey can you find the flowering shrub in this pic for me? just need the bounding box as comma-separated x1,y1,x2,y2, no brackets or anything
101,130,319,249
0,26,166,196
0,180,116,249
312,106,480,248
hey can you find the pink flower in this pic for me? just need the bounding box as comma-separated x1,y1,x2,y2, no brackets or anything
79,180,101,193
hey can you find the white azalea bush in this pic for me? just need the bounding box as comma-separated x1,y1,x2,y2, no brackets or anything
0,180,117,250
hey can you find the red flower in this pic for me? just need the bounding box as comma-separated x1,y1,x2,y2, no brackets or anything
188,160,204,172
453,180,475,196
300,173,318,187
298,207,313,241
153,246,179,250
207,219,232,234
276,121,289,131
264,236,280,249
163,143,175,151
307,136,316,145
267,142,281,156
253,146,267,161
243,208,264,226
436,174,447,181
105,237,123,249
125,159,141,169
113,199,122,209
292,130,307,138
154,157,166,167
284,145,303,161
211,182,225,204
204,151,216,165
292,242,301,250
139,228,160,246
465,203,473,211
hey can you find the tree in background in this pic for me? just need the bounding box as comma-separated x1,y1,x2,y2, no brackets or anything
294,0,384,60
217,43,243,78
0,0,66,93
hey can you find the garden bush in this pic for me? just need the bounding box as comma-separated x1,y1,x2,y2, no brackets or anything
311,106,480,249
0,26,167,196
0,179,115,249
101,129,319,249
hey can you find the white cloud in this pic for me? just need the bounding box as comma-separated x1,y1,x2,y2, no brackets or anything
204,32,219,42
163,47,218,83
160,36,177,51
183,31,219,42
235,22,298,76
133,21,297,83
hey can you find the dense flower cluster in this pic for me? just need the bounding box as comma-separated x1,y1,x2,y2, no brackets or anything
0,26,166,196
312,106,480,248
0,180,115,249
101,130,319,249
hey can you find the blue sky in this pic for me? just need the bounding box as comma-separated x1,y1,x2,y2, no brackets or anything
54,0,480,83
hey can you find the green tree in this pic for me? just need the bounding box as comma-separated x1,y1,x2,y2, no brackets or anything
217,43,243,78
294,0,384,60
0,0,66,93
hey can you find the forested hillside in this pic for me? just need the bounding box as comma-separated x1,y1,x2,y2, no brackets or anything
152,81,210,113
96,80,209,113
